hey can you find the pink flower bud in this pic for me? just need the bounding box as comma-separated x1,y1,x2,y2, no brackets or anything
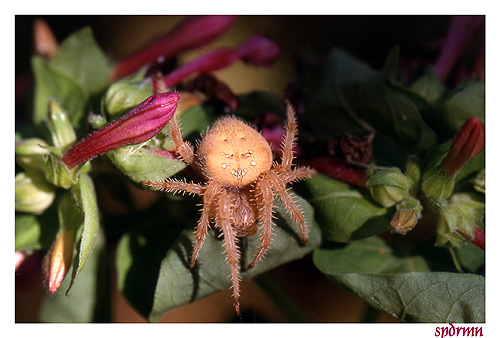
110,15,236,81
43,229,76,293
62,92,179,169
162,35,281,87
442,116,485,177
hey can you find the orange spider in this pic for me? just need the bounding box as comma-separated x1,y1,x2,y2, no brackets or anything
143,101,316,315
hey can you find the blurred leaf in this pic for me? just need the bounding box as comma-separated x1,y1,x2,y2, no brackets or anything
441,81,485,132
51,27,111,96
32,27,112,127
107,146,186,184
116,193,320,321
314,237,430,274
410,68,445,104
307,48,437,154
332,272,484,323
300,174,390,242
236,90,285,120
457,243,485,273
67,174,99,293
32,56,87,126
15,214,42,251
40,231,106,322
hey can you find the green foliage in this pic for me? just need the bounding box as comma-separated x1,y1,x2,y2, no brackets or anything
16,24,484,323
116,194,320,321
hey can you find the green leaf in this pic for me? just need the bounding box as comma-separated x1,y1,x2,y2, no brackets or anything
116,193,320,321
300,174,390,242
107,146,186,184
67,174,99,293
235,91,285,120
307,48,437,154
314,237,430,275
32,56,87,126
15,214,42,251
410,68,445,104
441,81,485,132
51,27,111,96
40,232,106,322
331,272,484,323
32,27,112,127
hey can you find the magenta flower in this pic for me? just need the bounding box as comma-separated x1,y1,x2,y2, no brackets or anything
62,92,179,169
442,116,485,177
110,15,236,81
434,16,484,82
162,34,281,87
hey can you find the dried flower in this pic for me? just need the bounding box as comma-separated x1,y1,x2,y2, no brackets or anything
442,116,485,177
61,92,180,169
110,15,236,81
390,198,423,234
162,35,281,87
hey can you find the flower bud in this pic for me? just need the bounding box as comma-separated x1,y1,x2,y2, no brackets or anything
15,138,50,171
47,99,77,149
366,168,413,207
421,167,455,201
44,152,85,189
473,169,485,193
61,92,180,169
33,19,58,59
43,228,76,293
435,192,484,247
162,35,281,87
15,171,56,214
43,192,83,293
110,15,236,81
104,77,153,117
404,157,421,189
442,116,484,177
390,198,423,234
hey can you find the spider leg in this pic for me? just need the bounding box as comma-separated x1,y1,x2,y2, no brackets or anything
279,100,298,171
142,179,205,196
267,170,308,245
190,180,221,268
279,166,317,185
169,114,195,166
244,177,274,271
217,190,241,316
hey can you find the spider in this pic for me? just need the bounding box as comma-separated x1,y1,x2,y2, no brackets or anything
143,101,316,315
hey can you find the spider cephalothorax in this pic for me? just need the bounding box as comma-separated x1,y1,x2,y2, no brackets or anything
143,101,316,315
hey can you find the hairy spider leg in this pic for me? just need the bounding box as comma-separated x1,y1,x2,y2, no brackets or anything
217,191,242,316
190,180,221,268
279,101,299,171
245,176,275,271
267,170,309,245
169,115,195,166
142,179,205,196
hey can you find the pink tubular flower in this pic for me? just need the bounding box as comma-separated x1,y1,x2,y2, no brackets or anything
110,15,236,81
62,92,180,169
434,16,484,82
442,116,485,177
162,34,281,87
305,156,367,188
